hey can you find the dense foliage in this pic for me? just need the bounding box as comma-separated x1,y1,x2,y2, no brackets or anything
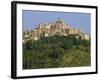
23,35,91,69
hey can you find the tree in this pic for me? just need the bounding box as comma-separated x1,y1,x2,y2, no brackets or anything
25,40,33,50
23,35,90,69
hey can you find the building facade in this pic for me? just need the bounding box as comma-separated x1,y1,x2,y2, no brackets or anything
23,20,90,42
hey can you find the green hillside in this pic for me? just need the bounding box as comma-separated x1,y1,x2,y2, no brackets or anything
23,35,91,69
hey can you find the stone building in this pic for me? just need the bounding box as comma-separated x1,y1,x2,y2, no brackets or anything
23,19,90,42
68,28,80,35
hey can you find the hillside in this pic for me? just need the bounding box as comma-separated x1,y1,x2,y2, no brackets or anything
23,35,91,69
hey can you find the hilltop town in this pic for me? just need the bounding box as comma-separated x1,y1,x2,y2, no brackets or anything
23,19,91,69
23,19,90,43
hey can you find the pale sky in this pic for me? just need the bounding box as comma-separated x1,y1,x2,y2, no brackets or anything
22,10,91,34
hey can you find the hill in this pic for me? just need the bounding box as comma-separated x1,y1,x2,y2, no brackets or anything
23,35,91,69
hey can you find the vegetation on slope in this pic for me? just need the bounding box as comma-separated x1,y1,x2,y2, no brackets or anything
23,35,91,69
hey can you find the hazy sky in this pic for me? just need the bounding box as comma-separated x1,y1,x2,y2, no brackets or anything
22,10,91,34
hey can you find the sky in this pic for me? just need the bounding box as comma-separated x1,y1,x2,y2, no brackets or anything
22,10,91,34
